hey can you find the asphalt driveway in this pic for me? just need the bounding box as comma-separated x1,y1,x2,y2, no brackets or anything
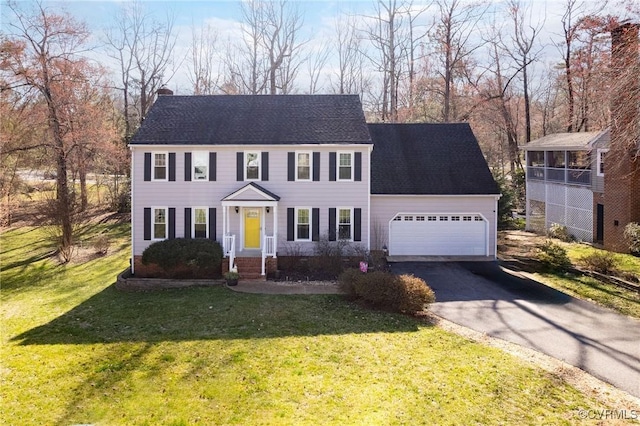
391,261,640,398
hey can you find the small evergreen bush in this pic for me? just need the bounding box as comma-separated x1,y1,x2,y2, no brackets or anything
337,268,363,298
548,223,573,242
624,222,640,255
142,238,223,278
579,251,618,275
535,240,571,271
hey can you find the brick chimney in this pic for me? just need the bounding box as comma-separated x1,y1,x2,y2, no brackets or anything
156,86,173,96
603,23,640,252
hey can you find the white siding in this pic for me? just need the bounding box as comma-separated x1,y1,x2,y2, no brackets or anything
131,145,371,256
370,195,498,258
525,181,593,242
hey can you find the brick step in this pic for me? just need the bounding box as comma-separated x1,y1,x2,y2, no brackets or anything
240,273,265,281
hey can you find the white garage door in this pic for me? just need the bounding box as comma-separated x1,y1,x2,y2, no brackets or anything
389,213,487,256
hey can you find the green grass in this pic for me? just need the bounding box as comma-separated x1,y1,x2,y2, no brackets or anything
560,242,640,278
1,224,609,425
532,272,640,319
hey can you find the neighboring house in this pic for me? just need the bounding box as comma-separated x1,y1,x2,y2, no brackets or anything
523,23,640,252
129,94,500,278
523,129,610,243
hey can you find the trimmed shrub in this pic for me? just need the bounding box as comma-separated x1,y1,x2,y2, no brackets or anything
535,240,571,271
579,251,619,275
548,223,573,242
141,238,223,278
339,269,436,314
338,268,363,299
624,222,640,255
393,274,436,313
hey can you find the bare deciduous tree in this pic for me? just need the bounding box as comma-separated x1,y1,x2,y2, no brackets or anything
188,23,220,95
1,1,91,259
430,0,488,122
105,0,178,138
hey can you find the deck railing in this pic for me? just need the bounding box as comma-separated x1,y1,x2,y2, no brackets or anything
262,235,276,276
223,234,236,271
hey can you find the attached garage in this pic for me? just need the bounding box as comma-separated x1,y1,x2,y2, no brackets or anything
388,213,488,256
368,123,500,259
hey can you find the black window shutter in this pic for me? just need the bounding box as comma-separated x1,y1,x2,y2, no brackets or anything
184,153,192,181
209,152,216,181
168,208,176,239
184,208,192,239
143,208,151,240
329,152,336,181
168,153,176,181
261,152,269,181
236,152,243,181
144,153,151,181
287,152,295,181
287,208,295,241
312,208,320,241
354,152,362,182
328,208,336,241
354,208,362,242
209,208,216,240
313,152,320,181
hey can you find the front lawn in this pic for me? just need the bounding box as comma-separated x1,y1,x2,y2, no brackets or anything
1,225,608,425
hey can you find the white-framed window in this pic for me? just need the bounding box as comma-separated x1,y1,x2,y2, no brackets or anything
153,207,167,240
295,207,311,241
193,152,208,181
404,215,414,221
597,149,608,177
296,152,312,181
338,207,352,240
463,216,472,221
193,207,208,238
428,216,437,221
153,152,168,181
439,216,448,221
393,216,402,221
338,152,353,181
452,216,460,221
245,151,260,180
416,216,425,221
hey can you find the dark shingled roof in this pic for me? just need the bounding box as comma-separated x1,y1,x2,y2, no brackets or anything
369,123,499,195
130,94,371,145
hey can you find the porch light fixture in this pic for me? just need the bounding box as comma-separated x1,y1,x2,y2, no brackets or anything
235,206,239,214
266,206,270,213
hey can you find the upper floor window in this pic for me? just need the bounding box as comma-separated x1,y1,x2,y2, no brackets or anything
597,149,608,177
297,152,311,181
193,152,208,181
338,152,353,181
153,207,167,240
338,208,352,240
153,153,167,181
194,208,208,238
295,207,311,241
245,152,260,180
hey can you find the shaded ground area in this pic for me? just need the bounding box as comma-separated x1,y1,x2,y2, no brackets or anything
391,261,640,399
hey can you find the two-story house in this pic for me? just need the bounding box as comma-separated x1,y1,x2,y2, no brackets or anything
129,94,500,278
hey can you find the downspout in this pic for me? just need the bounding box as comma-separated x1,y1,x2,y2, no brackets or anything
130,146,135,274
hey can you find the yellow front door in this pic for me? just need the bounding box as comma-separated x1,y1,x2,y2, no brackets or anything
244,208,261,249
